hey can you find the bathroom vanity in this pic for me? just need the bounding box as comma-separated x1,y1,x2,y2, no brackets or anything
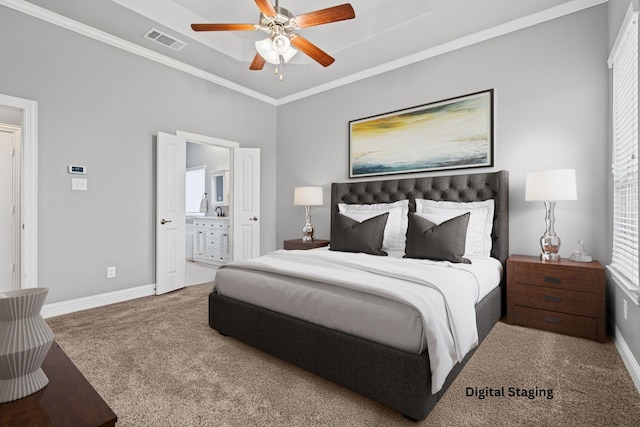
193,217,230,265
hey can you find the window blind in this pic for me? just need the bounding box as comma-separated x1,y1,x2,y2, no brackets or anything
186,165,206,216
610,7,639,290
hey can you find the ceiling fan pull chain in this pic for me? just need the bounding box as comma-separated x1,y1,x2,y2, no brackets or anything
279,55,284,81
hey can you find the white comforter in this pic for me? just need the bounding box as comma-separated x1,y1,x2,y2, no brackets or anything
220,248,502,393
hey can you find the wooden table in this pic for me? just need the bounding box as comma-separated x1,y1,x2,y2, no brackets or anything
283,239,330,250
0,342,117,426
506,255,606,342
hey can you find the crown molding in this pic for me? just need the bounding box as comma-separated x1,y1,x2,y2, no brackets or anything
2,0,607,106
0,0,278,105
276,0,608,105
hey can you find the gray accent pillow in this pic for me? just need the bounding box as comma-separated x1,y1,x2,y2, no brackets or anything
404,212,471,264
330,212,389,256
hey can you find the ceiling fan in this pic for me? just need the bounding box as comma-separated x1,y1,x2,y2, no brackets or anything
191,0,355,80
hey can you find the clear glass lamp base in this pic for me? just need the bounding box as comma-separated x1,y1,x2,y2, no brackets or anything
302,223,314,243
540,235,561,261
301,205,314,242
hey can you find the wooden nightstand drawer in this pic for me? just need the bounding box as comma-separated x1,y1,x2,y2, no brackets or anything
512,306,597,341
510,283,600,317
512,264,600,293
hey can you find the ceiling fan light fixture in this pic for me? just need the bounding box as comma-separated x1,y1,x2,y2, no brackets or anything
255,37,296,65
192,2,355,75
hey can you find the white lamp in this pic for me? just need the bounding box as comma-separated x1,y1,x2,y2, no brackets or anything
294,187,323,243
525,169,577,261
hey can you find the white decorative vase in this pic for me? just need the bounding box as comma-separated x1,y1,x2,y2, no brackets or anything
0,288,55,403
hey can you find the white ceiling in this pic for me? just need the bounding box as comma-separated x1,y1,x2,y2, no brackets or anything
17,0,604,103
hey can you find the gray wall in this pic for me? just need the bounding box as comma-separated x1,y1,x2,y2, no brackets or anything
277,5,609,266
0,7,277,304
607,0,640,376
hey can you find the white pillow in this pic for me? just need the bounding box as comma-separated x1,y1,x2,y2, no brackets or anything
415,199,494,258
338,200,409,252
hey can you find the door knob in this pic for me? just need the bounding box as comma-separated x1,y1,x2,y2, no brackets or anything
249,216,258,221
160,219,172,225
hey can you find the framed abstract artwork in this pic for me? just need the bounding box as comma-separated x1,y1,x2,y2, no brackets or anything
349,89,494,178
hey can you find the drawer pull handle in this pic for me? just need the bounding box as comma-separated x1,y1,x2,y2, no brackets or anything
543,295,562,303
544,277,561,284
543,316,561,324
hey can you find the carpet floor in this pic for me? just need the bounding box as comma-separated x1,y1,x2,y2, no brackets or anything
46,283,640,426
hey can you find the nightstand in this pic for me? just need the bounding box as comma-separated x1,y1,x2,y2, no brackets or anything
506,255,606,343
283,239,330,250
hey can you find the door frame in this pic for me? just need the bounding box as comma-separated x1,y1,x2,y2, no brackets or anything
0,94,38,290
177,131,239,151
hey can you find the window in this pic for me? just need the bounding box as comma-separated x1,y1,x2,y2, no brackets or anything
186,165,206,216
609,5,639,301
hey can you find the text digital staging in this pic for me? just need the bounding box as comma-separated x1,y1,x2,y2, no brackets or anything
466,386,554,400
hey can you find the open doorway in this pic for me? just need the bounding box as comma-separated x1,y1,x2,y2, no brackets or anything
156,130,260,294
185,141,231,286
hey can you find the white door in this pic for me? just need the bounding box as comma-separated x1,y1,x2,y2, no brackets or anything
156,132,186,295
0,125,20,293
232,147,261,261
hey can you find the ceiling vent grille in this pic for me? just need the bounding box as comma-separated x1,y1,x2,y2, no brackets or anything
143,28,187,51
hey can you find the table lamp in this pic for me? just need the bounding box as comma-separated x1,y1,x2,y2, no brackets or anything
525,169,577,261
294,187,323,242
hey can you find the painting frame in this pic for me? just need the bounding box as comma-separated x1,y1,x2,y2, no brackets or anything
348,89,494,178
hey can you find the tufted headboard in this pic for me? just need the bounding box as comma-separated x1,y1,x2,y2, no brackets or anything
330,170,509,267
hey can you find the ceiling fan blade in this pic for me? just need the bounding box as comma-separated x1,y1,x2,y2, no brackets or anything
292,4,355,29
249,53,266,70
291,35,335,67
254,0,277,17
191,23,256,31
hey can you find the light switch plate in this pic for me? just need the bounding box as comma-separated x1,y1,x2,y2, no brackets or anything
72,178,87,191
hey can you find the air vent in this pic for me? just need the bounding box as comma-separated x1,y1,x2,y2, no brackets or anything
143,28,187,51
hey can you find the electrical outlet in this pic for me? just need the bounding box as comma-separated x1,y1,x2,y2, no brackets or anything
107,266,116,279
624,299,628,320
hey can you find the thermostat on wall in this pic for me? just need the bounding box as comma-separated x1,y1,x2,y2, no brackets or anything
68,165,86,174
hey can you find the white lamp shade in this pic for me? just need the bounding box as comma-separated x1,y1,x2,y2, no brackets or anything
525,169,577,201
294,187,323,206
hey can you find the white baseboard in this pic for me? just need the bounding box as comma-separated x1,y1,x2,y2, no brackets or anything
42,284,156,319
612,323,640,394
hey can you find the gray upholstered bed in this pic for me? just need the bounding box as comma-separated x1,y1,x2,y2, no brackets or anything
209,170,509,421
